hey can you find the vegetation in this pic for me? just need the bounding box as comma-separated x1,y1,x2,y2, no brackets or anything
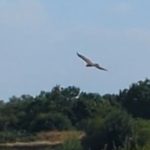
0,79,150,150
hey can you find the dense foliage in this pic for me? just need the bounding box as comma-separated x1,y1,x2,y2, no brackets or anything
1,79,150,150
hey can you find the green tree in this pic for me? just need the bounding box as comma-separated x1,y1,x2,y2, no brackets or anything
118,79,150,119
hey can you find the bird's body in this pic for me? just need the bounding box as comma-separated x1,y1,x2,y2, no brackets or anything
77,52,107,71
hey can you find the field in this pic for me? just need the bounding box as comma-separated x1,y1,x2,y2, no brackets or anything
0,131,85,150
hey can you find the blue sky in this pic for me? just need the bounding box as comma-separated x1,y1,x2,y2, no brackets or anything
0,0,150,100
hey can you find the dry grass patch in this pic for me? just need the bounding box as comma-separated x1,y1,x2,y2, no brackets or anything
0,131,85,149
36,131,85,142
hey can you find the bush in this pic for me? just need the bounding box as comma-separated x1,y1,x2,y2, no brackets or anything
133,119,150,147
30,112,73,132
83,109,134,150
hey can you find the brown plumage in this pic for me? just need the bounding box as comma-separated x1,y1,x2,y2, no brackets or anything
77,52,107,71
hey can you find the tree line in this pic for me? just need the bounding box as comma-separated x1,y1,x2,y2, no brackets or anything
0,79,150,150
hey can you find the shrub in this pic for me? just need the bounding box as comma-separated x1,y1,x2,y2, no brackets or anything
83,109,134,150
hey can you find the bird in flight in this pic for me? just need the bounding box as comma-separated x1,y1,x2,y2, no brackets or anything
77,52,107,71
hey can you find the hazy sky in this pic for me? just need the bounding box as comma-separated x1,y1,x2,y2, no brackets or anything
0,0,150,100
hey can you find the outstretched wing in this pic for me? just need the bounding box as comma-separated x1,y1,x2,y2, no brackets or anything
77,52,93,65
95,64,108,71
